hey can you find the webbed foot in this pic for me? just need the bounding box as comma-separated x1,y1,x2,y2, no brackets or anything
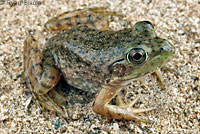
93,80,156,123
115,94,156,122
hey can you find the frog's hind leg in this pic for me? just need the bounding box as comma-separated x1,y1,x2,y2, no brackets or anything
93,80,156,123
24,30,64,114
44,7,125,31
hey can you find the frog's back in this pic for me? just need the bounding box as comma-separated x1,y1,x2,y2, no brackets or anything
48,25,130,93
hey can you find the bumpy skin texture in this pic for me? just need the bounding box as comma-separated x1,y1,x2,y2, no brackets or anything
24,7,175,122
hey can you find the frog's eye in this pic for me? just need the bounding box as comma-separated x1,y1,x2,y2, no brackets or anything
127,48,148,65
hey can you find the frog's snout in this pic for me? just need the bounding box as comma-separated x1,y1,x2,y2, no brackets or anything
152,37,175,57
150,38,175,66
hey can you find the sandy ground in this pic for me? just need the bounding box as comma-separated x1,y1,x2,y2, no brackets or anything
0,0,200,133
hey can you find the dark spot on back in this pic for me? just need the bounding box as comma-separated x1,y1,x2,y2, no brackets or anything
66,21,73,26
40,82,52,89
87,14,93,23
76,19,81,25
56,23,61,27
75,15,80,18
143,33,148,37
136,42,140,45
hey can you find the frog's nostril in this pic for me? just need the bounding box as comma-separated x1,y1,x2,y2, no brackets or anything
169,45,175,54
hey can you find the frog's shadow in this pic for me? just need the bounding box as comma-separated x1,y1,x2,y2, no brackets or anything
54,75,96,105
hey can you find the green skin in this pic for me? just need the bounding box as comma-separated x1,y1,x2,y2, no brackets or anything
46,21,175,93
24,7,175,121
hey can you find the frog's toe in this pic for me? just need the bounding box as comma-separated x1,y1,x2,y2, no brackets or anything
37,93,65,115
106,94,156,122
127,106,156,123
121,94,156,114
116,94,142,107
127,95,156,110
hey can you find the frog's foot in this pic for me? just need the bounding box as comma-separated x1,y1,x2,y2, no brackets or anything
37,94,64,115
44,7,125,31
36,88,68,116
93,81,156,123
116,94,156,122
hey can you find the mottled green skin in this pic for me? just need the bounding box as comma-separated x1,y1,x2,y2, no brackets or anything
44,21,175,93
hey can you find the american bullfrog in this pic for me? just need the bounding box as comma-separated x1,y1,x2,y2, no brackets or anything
24,7,175,122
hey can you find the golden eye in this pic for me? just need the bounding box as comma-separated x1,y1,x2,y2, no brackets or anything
127,48,148,65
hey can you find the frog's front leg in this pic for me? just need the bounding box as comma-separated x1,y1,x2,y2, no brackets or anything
24,30,64,114
93,80,156,122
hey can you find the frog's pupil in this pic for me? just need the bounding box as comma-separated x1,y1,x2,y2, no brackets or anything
132,53,142,61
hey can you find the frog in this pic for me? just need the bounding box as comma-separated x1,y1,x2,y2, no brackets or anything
24,7,175,122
